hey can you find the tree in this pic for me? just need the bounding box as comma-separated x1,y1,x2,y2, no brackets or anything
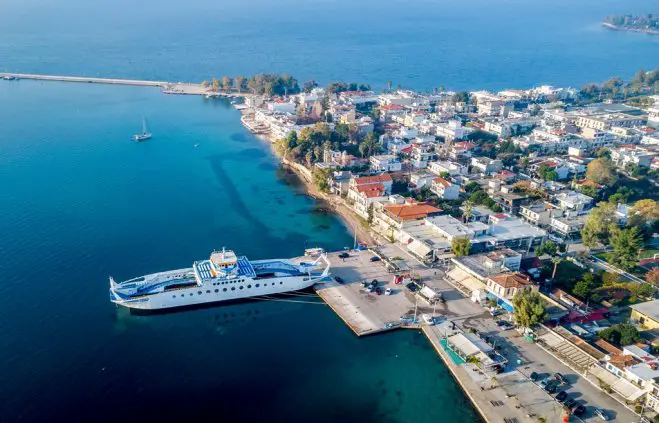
358,132,379,158
646,268,659,286
512,291,546,329
286,131,298,149
607,227,643,271
211,78,220,91
200,80,209,88
581,202,618,248
235,76,246,93
464,181,481,194
462,200,474,223
633,199,659,221
452,238,471,256
367,203,374,225
221,76,234,91
572,273,599,300
598,323,641,347
312,167,331,193
535,240,558,257
602,271,622,287
452,91,470,104
586,158,617,186
302,80,318,93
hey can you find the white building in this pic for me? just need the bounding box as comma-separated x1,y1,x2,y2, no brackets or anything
369,155,402,172
471,157,503,175
428,160,468,176
430,177,460,200
436,120,469,141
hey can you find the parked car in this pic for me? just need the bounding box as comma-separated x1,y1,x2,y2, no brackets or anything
422,314,434,325
553,372,567,384
338,252,350,259
367,285,374,293
544,382,557,393
496,320,513,330
371,279,378,286
370,256,381,262
406,283,419,292
572,404,585,416
555,391,567,402
594,408,609,421
361,280,369,288
563,399,577,409
529,371,539,381
334,276,344,284
385,288,392,296
539,378,549,389
375,287,382,295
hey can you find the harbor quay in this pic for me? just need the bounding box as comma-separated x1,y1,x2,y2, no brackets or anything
316,246,634,423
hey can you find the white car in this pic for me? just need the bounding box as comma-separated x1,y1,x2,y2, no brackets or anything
422,314,434,325
385,288,392,296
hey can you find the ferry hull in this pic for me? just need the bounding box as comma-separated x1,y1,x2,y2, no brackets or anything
111,274,323,310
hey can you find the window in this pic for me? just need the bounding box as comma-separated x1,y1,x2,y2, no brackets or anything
239,286,244,290
198,291,202,295
223,288,227,292
206,290,210,294
231,287,235,291
256,284,260,288
280,282,283,285
272,283,275,286
247,285,251,288
172,295,176,298
215,289,219,293
190,293,193,296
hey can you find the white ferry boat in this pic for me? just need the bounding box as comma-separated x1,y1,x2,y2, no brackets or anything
109,248,330,310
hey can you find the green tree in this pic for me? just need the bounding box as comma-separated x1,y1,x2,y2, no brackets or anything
462,200,474,223
572,273,599,300
452,238,471,256
581,202,618,248
598,323,641,347
535,240,558,257
607,227,643,271
452,91,470,104
221,76,234,91
235,76,246,93
512,291,547,329
464,181,481,193
286,130,298,149
586,158,617,186
367,203,374,225
311,167,331,193
302,80,318,93
358,132,379,158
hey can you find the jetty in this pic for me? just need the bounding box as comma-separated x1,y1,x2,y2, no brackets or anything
0,72,253,98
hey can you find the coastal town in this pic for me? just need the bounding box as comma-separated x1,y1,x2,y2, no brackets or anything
228,69,659,422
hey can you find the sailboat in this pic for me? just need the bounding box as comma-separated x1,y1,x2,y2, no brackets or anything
133,116,152,141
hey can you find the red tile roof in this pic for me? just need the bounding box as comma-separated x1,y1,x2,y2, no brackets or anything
454,141,477,150
432,177,451,187
356,183,385,193
383,204,442,221
489,272,532,289
595,339,622,355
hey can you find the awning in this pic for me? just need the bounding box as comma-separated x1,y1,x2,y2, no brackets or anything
447,267,486,293
589,365,646,402
407,240,432,258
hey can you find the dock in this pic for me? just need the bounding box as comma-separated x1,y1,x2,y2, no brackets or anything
0,72,252,98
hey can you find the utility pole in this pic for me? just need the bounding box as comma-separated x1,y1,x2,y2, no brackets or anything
413,294,419,323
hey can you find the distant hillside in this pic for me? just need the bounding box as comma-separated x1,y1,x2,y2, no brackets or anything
603,14,659,34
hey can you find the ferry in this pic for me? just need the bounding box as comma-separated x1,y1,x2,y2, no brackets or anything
109,248,331,310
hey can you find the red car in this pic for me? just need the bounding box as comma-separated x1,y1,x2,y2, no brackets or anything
375,287,382,295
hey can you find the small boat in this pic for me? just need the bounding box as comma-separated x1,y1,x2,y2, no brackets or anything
133,116,152,141
304,247,325,257
194,143,199,148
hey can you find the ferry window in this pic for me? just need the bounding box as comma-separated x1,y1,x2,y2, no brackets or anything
272,283,275,286
206,290,210,294
255,284,260,288
223,288,227,292
239,286,243,290
198,291,202,295
231,287,235,291
247,285,251,288
215,289,219,293
172,295,176,298
190,293,193,296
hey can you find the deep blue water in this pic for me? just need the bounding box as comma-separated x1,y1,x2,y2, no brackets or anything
0,0,658,91
0,1,657,421
0,81,480,422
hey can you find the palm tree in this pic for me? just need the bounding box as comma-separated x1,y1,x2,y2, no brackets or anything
551,256,562,280
462,200,474,224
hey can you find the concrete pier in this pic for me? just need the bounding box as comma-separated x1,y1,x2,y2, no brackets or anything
0,72,166,87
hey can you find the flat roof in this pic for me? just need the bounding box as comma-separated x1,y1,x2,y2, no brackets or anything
631,299,659,322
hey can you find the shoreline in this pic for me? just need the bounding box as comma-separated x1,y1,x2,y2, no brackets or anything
602,21,659,35
250,128,379,247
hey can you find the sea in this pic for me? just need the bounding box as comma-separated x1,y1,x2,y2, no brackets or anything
0,0,657,422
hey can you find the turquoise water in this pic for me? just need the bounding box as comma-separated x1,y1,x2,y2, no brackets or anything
1,0,657,420
1,0,658,90
0,81,479,422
